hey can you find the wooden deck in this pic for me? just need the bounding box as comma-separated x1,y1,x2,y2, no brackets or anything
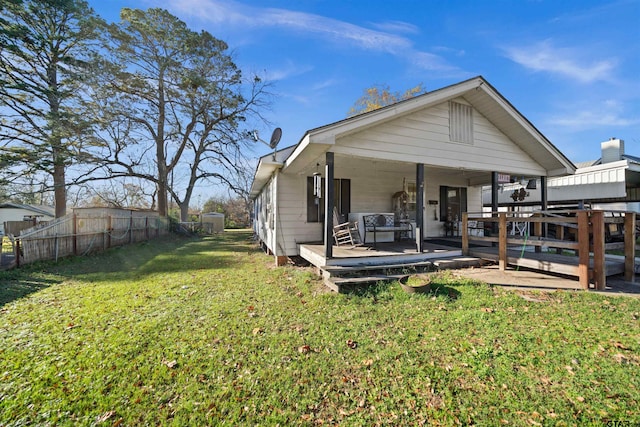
468,246,625,278
299,239,463,268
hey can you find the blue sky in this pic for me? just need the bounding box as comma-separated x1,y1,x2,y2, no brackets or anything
89,0,640,165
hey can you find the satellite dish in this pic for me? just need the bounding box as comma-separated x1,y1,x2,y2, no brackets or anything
269,127,282,149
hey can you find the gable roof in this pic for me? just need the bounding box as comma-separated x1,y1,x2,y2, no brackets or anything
251,76,576,196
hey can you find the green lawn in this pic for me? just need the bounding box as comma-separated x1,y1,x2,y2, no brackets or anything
1,230,639,426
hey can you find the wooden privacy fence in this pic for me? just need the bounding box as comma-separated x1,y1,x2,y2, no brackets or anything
11,210,170,267
462,210,637,290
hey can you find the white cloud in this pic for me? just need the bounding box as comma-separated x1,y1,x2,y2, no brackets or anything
503,40,617,83
264,61,313,81
167,0,459,72
548,100,639,129
311,78,339,91
370,20,420,35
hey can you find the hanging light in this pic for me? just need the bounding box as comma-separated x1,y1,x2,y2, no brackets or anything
313,162,322,198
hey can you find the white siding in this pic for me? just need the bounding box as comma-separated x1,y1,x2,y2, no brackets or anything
272,156,487,255
332,100,545,176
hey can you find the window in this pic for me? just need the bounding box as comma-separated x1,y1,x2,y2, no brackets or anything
306,177,351,223
449,101,473,144
439,186,467,222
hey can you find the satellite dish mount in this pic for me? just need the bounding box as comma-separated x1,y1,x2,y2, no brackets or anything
248,127,282,160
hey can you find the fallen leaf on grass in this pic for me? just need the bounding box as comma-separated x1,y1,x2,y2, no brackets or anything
95,411,115,423
613,353,628,364
481,307,495,313
612,341,629,350
346,339,357,349
162,359,178,369
298,345,311,354
252,327,264,335
362,359,374,367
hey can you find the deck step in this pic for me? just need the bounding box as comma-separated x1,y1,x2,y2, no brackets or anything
432,256,487,270
322,260,435,276
325,274,401,293
322,256,489,292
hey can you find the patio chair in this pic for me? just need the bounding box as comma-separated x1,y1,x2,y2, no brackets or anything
332,208,361,246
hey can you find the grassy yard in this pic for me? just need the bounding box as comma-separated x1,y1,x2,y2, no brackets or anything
0,230,639,426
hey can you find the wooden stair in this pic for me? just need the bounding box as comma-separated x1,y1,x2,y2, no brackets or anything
321,256,488,293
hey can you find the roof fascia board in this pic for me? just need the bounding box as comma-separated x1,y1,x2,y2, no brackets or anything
308,78,482,142
282,133,333,170
479,80,576,174
576,159,628,173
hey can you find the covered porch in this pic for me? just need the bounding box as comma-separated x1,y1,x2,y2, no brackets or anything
299,238,474,268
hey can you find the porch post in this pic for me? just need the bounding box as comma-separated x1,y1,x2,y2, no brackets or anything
491,172,499,244
416,163,424,252
324,152,335,259
536,176,548,253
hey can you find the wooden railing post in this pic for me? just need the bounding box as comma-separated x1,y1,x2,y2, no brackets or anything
462,213,469,256
624,212,636,282
577,211,590,289
499,213,507,271
591,211,606,290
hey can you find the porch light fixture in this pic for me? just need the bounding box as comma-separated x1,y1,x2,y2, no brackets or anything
313,163,322,198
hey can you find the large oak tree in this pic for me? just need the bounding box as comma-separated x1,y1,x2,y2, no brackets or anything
90,8,270,220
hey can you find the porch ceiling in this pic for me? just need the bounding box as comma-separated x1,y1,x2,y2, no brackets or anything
311,152,494,186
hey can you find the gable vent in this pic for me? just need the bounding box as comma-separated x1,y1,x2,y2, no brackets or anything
449,101,473,144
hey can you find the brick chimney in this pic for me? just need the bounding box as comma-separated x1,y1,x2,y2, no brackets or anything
601,138,625,163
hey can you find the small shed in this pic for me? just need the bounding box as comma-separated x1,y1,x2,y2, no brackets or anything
201,212,224,233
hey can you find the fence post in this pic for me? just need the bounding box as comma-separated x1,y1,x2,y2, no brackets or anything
591,211,606,290
624,212,636,282
106,215,112,250
129,211,133,244
15,238,20,268
498,213,507,271
72,213,78,256
145,216,149,240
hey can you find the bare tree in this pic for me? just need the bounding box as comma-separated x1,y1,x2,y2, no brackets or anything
84,8,271,220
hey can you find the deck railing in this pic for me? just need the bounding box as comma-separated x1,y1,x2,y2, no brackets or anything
462,210,637,290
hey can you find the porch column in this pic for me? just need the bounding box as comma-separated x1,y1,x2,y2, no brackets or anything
491,172,499,244
324,152,335,259
536,176,548,253
416,163,424,252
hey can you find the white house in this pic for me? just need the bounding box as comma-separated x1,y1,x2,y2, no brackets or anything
250,76,576,265
0,203,55,235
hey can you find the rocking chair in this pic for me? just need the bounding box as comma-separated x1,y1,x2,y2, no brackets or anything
332,208,361,246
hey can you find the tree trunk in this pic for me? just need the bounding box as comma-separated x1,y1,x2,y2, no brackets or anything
52,149,66,218
179,201,189,222
156,160,168,217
